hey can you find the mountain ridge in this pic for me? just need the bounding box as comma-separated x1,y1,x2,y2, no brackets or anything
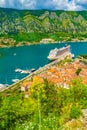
0,8,87,47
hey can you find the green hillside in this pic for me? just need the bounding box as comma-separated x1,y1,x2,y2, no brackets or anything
0,8,87,47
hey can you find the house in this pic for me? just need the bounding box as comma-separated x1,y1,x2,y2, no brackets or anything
21,81,32,92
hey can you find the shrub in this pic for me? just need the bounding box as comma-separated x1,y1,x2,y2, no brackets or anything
70,105,81,119
0,78,87,129
75,68,82,76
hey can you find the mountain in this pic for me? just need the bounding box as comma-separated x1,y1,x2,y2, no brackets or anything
0,8,87,47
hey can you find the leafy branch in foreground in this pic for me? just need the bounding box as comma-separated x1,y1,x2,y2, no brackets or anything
0,78,87,129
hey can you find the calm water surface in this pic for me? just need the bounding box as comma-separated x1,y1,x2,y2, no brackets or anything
0,42,87,85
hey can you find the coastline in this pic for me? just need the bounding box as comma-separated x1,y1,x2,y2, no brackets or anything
0,41,87,90
0,38,87,48
0,52,73,92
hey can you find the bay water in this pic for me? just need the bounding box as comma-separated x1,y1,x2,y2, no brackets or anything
0,42,87,85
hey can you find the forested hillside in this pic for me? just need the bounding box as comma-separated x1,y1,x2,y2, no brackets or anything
0,8,87,47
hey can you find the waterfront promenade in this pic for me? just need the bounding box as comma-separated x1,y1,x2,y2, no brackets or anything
0,52,72,93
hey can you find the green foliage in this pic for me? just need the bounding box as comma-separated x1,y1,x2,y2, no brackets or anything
0,8,87,46
70,105,81,119
75,68,82,75
7,32,49,43
80,54,87,59
58,57,73,65
0,78,87,129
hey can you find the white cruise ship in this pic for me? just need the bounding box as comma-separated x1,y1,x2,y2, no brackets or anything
47,45,73,60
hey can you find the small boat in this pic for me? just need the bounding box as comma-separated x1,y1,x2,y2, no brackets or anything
0,84,6,90
13,53,16,56
15,68,35,74
20,70,30,74
5,84,9,87
15,68,22,72
12,79,20,83
20,69,35,74
15,68,31,74
31,68,36,72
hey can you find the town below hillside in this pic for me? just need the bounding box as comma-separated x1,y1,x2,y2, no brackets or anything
0,8,87,47
1,56,87,129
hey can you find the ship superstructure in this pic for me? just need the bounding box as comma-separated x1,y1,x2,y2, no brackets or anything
48,45,73,60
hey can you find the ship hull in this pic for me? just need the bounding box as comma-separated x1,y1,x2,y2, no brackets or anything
47,56,58,61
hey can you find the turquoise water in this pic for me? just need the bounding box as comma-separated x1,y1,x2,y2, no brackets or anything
0,42,87,85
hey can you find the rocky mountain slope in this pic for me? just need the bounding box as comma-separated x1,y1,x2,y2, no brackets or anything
0,8,87,47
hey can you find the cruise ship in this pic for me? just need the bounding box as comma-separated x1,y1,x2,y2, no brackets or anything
47,45,73,60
